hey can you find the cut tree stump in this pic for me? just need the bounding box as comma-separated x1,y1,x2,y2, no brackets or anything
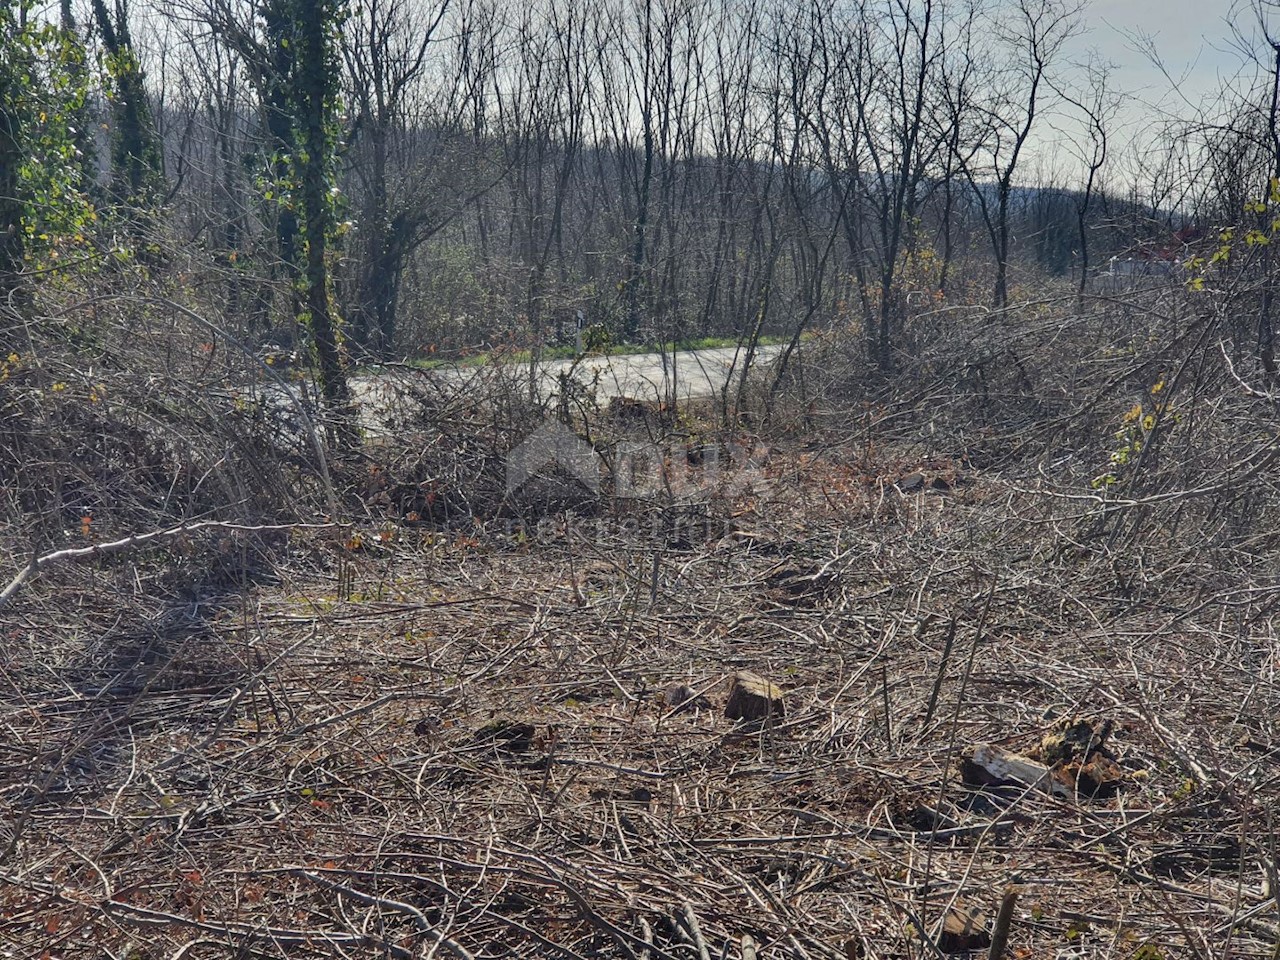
939,901,991,953
725,672,785,722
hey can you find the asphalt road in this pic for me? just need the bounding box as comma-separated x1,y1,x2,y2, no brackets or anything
530,343,785,402
252,342,789,443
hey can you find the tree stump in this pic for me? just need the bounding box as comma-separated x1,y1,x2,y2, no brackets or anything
724,672,785,722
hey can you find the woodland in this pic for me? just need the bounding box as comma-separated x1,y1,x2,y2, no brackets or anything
6,0,1280,957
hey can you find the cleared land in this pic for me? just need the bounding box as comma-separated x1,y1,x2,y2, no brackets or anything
4,345,1278,958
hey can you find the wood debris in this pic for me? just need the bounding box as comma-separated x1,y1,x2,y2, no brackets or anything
725,671,786,722
967,717,1131,800
963,744,1072,798
939,900,991,953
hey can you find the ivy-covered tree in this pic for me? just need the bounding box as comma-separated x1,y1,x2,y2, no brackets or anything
0,1,94,307
90,0,163,212
290,0,352,431
261,0,300,279
187,0,352,433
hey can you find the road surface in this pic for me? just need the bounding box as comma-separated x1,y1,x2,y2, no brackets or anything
522,343,785,402
253,342,790,442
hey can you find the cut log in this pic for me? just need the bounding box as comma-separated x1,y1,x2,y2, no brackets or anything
964,745,1071,799
725,672,786,722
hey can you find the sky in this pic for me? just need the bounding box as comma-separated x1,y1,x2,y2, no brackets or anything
1026,0,1263,181
1076,0,1258,120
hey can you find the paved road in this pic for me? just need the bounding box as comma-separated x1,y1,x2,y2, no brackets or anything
255,343,789,442
530,343,785,402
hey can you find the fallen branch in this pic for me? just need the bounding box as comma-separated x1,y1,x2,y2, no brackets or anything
300,870,475,960
0,520,337,612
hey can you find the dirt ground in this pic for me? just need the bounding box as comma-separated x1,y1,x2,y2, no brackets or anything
4,430,1278,960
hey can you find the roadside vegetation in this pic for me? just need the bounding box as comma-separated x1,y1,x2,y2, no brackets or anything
388,335,796,373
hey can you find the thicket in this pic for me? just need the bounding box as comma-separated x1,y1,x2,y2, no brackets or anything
8,1,1280,956
2,0,1280,603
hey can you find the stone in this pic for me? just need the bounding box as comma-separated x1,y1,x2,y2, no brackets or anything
896,471,926,493
665,682,710,713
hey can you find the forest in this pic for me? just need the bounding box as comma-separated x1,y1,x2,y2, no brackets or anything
6,0,1280,956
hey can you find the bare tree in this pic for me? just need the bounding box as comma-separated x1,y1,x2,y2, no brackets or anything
934,0,983,294
859,0,947,369
763,0,844,405
341,0,450,358
91,0,165,211
1054,59,1121,308
960,0,1080,308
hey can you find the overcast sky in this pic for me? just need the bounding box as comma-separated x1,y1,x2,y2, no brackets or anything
1026,1,1262,180
1077,0,1255,116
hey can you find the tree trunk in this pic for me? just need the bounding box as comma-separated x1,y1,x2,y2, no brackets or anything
90,0,162,210
263,1,300,281
296,0,352,437
994,180,1011,309
0,89,24,305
